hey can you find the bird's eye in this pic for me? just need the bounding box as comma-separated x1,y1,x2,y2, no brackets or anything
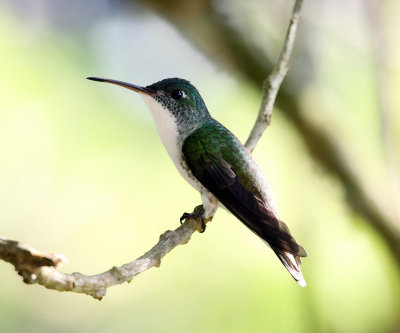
171,89,184,100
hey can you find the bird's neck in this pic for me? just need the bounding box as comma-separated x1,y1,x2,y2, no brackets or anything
176,116,212,142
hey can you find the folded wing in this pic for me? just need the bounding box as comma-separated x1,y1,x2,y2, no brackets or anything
182,125,307,284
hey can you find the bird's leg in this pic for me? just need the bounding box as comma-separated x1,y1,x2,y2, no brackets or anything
180,193,217,233
180,205,206,233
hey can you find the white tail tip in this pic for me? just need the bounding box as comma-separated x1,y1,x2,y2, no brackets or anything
297,278,307,287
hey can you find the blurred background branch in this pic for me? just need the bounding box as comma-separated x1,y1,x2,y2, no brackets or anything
365,0,400,222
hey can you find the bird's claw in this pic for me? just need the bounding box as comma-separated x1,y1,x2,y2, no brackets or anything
179,211,206,233
180,212,192,224
198,218,206,233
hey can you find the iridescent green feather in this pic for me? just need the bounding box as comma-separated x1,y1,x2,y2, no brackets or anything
183,120,263,199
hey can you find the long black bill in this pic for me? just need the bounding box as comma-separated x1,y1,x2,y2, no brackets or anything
87,77,155,95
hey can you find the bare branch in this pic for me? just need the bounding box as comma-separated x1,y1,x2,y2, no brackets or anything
0,236,67,274
245,0,303,152
0,2,304,299
1,212,205,300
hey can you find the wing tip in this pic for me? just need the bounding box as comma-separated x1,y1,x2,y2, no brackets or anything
297,244,308,257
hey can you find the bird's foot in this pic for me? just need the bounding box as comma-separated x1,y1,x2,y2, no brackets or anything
180,205,206,233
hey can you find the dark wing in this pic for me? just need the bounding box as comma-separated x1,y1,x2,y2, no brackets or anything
182,127,307,258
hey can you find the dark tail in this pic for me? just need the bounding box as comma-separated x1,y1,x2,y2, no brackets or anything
196,160,308,285
224,194,308,286
223,192,308,286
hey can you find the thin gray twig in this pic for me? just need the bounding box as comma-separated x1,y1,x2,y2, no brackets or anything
245,0,303,152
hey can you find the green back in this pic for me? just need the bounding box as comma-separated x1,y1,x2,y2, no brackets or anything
182,119,263,199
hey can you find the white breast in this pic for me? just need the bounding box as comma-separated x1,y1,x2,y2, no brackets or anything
140,95,203,192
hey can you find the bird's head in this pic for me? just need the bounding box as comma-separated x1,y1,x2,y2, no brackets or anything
87,77,210,137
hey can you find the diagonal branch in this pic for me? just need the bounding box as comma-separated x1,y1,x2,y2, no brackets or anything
245,0,303,152
0,0,304,299
1,213,205,300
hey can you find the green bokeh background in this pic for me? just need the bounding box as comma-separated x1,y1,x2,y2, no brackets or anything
0,1,399,332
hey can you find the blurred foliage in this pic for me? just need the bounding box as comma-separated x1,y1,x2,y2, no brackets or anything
0,1,399,333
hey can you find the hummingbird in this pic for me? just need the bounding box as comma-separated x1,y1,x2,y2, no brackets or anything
87,76,307,286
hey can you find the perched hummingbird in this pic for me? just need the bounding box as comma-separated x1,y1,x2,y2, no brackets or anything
87,76,307,286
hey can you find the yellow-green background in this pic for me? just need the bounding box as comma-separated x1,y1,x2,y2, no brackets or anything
0,1,399,332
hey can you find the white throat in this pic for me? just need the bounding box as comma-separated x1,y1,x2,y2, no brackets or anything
141,94,181,164
140,94,205,193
